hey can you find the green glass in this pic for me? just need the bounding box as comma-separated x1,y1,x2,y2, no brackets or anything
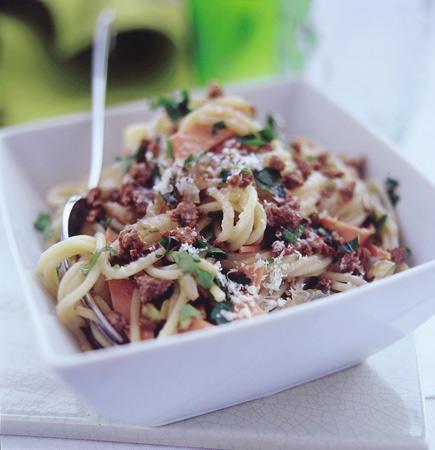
190,0,314,85
191,0,280,84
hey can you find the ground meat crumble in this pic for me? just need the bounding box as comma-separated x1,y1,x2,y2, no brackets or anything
118,226,146,261
264,196,302,228
227,170,254,188
268,155,285,172
162,226,198,245
85,187,105,223
390,247,407,263
134,273,172,304
119,183,155,216
171,201,199,227
329,247,372,276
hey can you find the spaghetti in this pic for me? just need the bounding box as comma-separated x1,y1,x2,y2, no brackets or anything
36,83,408,350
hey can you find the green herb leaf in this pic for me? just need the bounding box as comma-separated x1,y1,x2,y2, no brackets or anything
172,250,213,289
258,124,277,143
166,140,174,160
179,304,201,328
151,90,191,122
210,301,232,325
159,236,178,252
142,303,161,321
253,168,286,198
183,153,200,167
211,120,227,135
227,271,251,285
81,246,117,276
237,133,265,147
254,168,281,186
220,168,232,182
195,237,209,248
385,177,400,206
369,210,388,233
282,224,305,244
33,212,53,240
266,114,277,130
206,247,228,260
102,217,112,230
195,268,214,289
150,163,161,183
341,236,360,253
236,117,277,148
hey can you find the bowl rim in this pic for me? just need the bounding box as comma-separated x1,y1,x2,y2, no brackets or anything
2,76,435,369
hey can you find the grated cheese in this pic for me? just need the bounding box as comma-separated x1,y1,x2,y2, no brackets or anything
180,242,199,256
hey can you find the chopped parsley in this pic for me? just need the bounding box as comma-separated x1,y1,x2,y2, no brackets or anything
151,89,191,122
220,168,231,183
172,250,213,289
369,210,388,234
282,224,305,244
196,229,213,249
195,237,209,248
253,168,286,198
259,114,277,142
211,120,227,135
81,246,117,276
236,116,277,147
142,304,161,321
341,236,360,253
227,271,251,285
184,153,201,167
159,236,178,253
115,142,147,172
206,247,227,260
102,217,112,230
385,177,400,206
150,163,161,184
166,140,174,160
179,304,201,328
33,212,53,240
210,301,232,325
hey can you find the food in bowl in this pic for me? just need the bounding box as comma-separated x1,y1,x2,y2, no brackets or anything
36,83,409,351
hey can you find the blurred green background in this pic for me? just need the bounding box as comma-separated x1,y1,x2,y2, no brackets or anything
0,0,313,126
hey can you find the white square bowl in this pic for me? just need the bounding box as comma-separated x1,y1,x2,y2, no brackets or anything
1,78,435,426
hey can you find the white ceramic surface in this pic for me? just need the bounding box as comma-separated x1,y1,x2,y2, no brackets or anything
1,78,435,425
0,269,428,450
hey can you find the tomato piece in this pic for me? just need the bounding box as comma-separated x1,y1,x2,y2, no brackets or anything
365,242,391,259
239,245,262,254
108,279,134,321
319,216,374,245
170,124,234,159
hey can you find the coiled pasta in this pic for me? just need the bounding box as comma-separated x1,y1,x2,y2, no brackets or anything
35,83,408,350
